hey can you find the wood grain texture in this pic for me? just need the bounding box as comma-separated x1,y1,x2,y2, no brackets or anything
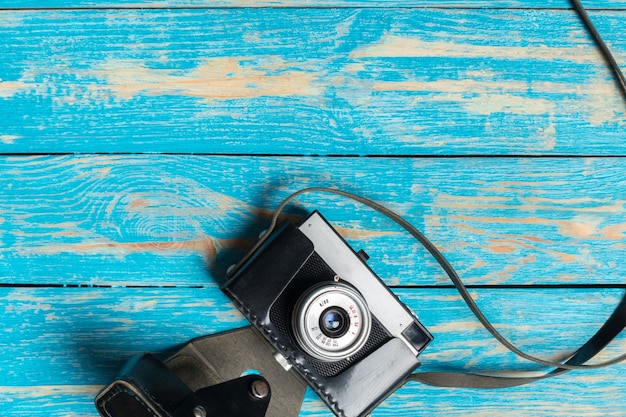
1,0,626,9
0,8,624,155
1,155,624,287
2,1,625,416
0,287,624,416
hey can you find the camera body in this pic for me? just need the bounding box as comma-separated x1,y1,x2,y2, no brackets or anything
223,211,433,417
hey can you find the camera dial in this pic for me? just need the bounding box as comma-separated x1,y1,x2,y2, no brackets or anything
293,282,371,362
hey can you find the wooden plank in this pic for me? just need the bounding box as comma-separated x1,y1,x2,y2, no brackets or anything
1,287,624,415
1,155,625,287
1,8,624,155
1,1,626,9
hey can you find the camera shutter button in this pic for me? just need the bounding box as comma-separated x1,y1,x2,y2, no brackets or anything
357,249,369,262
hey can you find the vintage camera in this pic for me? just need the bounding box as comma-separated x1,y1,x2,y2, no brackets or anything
223,211,433,417
96,211,432,417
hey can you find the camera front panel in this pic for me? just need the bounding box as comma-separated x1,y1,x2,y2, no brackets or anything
268,250,392,377
223,211,433,417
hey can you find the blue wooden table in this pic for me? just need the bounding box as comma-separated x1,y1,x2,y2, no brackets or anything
1,1,625,415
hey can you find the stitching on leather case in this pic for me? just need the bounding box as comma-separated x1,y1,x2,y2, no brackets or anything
97,382,159,417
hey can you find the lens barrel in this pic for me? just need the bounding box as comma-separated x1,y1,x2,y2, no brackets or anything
293,282,371,362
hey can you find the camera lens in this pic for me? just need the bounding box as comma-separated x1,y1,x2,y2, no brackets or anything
293,282,371,362
320,308,349,338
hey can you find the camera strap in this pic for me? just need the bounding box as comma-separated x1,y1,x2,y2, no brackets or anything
246,186,626,390
410,294,626,388
408,0,626,388
236,1,626,391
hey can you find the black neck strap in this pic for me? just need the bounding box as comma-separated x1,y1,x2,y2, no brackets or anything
571,0,626,98
248,187,626,389
411,293,626,388
406,0,626,389
237,2,626,391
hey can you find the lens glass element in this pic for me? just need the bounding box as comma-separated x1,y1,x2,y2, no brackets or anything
320,307,349,338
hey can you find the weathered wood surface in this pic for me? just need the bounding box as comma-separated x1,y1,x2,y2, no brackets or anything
1,1,625,417
1,8,624,155
1,287,625,416
1,155,625,416
1,156,625,287
0,0,626,8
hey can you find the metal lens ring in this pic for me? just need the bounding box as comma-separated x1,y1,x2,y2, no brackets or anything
293,282,371,362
